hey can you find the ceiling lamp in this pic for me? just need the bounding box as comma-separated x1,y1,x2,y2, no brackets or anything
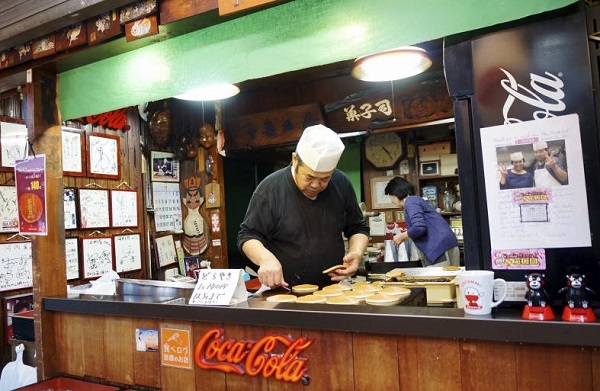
351,46,432,82
174,83,240,101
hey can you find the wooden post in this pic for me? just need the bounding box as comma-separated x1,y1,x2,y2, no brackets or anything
24,65,65,379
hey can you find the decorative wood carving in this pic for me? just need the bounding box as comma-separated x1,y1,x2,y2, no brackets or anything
226,103,323,151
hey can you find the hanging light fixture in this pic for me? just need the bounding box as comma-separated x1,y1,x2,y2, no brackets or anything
174,83,240,101
351,46,432,82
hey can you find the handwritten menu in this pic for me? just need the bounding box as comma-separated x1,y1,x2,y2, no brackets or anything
0,241,33,291
65,237,80,280
152,182,182,232
189,269,247,306
114,233,142,272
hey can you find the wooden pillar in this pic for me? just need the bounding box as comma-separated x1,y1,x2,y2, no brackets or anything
24,66,65,379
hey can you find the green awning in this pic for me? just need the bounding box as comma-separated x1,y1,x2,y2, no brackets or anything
59,0,577,119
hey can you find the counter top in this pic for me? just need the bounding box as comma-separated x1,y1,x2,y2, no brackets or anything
44,294,600,348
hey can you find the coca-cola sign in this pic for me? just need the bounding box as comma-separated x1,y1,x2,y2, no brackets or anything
74,108,130,131
194,328,314,384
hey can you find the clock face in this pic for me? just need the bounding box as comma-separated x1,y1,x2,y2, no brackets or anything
365,132,404,169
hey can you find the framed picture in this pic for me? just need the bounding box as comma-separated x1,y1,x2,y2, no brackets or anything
3,293,34,340
150,151,180,182
81,236,114,279
153,233,177,267
0,121,28,172
114,233,142,273
419,160,440,177
0,241,33,291
65,237,80,280
63,187,78,230
370,176,396,209
78,188,110,229
183,256,201,278
61,127,86,176
110,189,138,228
87,132,121,179
0,185,19,233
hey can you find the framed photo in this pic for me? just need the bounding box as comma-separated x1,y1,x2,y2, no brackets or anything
4,293,34,340
81,236,114,279
419,160,440,177
370,176,396,209
0,121,28,172
183,256,201,278
78,188,110,229
87,132,121,179
114,233,142,273
150,151,179,182
65,237,80,280
61,127,86,176
63,187,78,230
110,189,139,228
0,185,19,233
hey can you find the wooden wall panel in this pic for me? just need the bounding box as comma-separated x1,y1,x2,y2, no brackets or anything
516,343,593,390
353,333,399,391
50,313,600,390
104,316,134,384
459,340,516,391
133,318,161,388
303,329,354,390
414,337,461,391
192,322,226,390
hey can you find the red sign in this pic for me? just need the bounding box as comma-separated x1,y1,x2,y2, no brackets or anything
74,108,130,131
15,155,47,235
194,328,313,383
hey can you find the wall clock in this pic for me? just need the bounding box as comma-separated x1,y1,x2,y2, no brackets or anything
364,132,404,169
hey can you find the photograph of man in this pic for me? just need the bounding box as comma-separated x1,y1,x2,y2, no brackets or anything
499,151,534,190
531,141,568,186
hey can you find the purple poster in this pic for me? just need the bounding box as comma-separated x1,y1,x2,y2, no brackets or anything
15,155,47,235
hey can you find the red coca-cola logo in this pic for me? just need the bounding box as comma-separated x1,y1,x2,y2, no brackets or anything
194,328,314,383
74,108,130,131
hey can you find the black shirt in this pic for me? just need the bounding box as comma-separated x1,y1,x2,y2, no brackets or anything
237,166,369,287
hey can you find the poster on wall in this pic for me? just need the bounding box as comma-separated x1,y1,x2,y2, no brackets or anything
480,114,591,252
15,155,47,235
152,182,183,232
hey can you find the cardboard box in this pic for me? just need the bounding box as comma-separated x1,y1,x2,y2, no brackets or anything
418,141,452,156
16,376,119,390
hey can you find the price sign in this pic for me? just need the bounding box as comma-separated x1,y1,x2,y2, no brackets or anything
189,269,247,306
15,155,47,235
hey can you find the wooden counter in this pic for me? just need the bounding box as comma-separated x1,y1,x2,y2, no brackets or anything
43,295,600,390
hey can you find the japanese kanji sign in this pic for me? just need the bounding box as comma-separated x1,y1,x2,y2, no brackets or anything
189,269,247,306
161,324,192,369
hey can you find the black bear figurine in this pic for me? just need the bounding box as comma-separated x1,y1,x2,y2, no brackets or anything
522,273,554,320
558,273,596,322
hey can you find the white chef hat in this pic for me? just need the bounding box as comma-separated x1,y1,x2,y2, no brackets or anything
510,151,524,161
533,141,548,150
296,124,345,172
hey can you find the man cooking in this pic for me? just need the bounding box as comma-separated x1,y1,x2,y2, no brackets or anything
531,141,568,187
237,124,370,288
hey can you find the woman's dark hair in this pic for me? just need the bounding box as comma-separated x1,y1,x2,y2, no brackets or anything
384,177,414,200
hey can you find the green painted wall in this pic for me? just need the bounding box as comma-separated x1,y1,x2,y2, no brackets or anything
58,0,576,119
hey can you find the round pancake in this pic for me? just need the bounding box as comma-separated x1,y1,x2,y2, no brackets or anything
322,283,352,292
312,289,343,297
292,284,319,294
295,295,327,304
326,295,359,305
266,294,297,303
365,293,401,306
379,286,411,296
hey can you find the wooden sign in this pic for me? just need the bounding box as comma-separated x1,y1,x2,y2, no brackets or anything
160,0,218,25
12,43,32,65
218,0,281,15
120,0,157,24
205,181,220,209
32,35,56,59
56,23,87,52
324,83,453,133
226,103,323,151
87,11,122,45
125,15,159,42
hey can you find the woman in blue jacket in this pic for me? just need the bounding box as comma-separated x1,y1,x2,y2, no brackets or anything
384,177,460,267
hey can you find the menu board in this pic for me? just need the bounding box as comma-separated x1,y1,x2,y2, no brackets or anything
0,241,33,291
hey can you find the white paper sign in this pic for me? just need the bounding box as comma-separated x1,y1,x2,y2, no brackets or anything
189,269,247,306
480,114,591,249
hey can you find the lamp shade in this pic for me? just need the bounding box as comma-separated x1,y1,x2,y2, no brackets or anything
351,46,432,82
174,83,240,101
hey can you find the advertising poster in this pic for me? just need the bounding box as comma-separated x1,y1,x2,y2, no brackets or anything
15,155,47,235
480,114,590,252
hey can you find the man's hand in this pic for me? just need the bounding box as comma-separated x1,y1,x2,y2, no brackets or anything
257,256,288,288
329,251,361,282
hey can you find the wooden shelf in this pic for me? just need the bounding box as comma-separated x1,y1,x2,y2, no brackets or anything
418,174,457,180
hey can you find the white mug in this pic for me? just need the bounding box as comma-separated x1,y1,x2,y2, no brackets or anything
457,270,507,315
